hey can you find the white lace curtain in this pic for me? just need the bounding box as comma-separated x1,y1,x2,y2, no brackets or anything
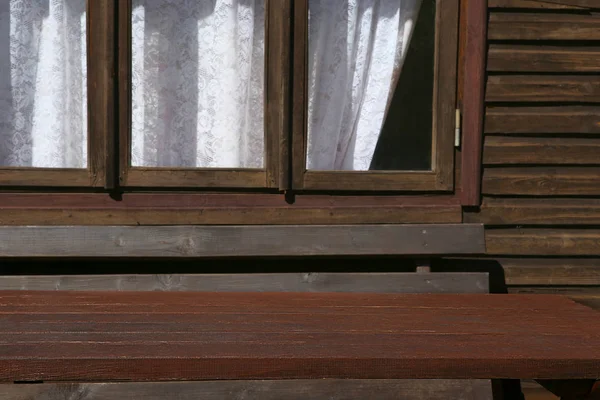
0,0,87,168
0,0,421,171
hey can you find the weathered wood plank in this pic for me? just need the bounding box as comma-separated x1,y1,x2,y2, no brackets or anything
0,380,494,400
489,13,600,40
482,167,600,195
0,273,489,294
498,258,600,286
488,45,600,72
485,106,600,135
489,0,590,9
466,198,600,225
0,225,486,257
2,292,600,382
483,136,600,165
486,75,600,103
486,228,600,255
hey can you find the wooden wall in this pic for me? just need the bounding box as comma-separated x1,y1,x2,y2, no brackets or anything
464,0,600,304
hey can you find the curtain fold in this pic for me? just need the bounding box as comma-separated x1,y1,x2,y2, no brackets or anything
307,0,423,171
0,0,422,172
0,0,87,168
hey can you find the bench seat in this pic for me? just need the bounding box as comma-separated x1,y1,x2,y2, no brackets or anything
1,291,599,388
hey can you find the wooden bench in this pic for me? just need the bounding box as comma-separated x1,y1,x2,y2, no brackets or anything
1,291,599,399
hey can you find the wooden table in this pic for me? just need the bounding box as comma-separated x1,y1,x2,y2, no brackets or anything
1,291,599,398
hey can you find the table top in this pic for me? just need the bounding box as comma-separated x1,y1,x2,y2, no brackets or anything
1,291,600,382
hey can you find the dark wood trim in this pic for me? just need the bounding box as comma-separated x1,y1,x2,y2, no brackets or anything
460,0,487,206
291,0,458,192
0,224,485,257
0,0,114,188
0,193,463,225
117,0,279,189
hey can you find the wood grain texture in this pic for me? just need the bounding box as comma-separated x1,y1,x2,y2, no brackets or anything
489,13,600,40
0,380,493,400
486,75,600,103
488,45,600,73
483,136,600,165
0,291,599,382
0,193,462,225
485,106,600,135
486,228,600,255
489,0,591,8
460,0,487,206
482,167,600,195
466,198,600,225
0,273,489,293
0,224,486,257
498,258,600,286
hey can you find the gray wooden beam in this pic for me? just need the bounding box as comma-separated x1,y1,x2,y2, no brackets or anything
0,224,485,257
0,272,489,293
0,380,493,400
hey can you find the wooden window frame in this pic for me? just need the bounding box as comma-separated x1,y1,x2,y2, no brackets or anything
116,0,290,189
290,0,460,192
0,0,488,226
0,0,114,189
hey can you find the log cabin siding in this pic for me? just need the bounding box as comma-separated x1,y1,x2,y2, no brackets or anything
469,6,600,393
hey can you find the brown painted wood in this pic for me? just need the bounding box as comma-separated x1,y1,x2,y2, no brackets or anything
488,45,600,73
482,167,600,195
497,258,600,286
0,224,485,257
486,228,600,255
486,75,600,103
483,136,600,165
489,0,590,8
0,273,489,293
489,13,600,41
0,193,462,225
466,198,600,225
460,0,487,206
485,107,600,135
1,291,599,382
0,380,494,400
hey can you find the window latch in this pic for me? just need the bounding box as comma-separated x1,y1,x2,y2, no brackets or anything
455,108,461,148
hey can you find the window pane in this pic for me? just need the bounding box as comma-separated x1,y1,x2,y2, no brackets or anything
306,0,434,172
0,0,88,168
131,0,265,169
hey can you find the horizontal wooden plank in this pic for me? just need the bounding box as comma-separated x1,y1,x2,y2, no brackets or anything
489,0,590,9
485,106,600,134
466,198,600,225
486,228,600,255
0,273,489,294
508,286,600,310
489,13,600,40
486,75,600,103
482,167,600,195
498,258,600,285
0,225,486,257
0,380,493,400
483,136,600,165
1,291,599,382
488,45,600,72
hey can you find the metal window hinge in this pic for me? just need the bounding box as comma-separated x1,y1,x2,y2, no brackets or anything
455,108,461,148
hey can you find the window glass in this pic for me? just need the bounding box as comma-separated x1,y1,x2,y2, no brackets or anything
131,0,265,169
0,0,88,168
306,0,434,172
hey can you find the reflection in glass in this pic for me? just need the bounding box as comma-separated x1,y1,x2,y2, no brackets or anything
0,0,88,168
131,0,265,168
307,0,434,172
